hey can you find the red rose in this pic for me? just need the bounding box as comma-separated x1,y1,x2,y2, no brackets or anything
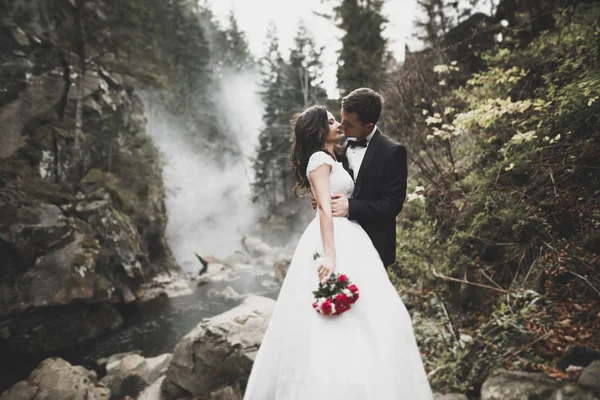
321,299,333,314
335,293,351,313
351,292,360,304
339,274,348,283
335,293,348,306
312,302,318,309
348,284,359,294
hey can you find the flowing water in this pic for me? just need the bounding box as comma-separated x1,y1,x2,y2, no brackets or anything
71,268,281,368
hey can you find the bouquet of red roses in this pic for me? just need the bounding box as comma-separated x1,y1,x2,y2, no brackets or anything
312,253,360,315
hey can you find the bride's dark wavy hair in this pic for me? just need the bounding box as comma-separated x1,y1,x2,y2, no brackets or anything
290,105,332,197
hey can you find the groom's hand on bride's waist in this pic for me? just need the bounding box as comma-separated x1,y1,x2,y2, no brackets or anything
331,194,349,217
310,193,349,217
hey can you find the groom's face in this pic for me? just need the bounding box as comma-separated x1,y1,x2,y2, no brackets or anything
340,108,374,139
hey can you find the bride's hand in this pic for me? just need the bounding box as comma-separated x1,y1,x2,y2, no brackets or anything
317,256,335,284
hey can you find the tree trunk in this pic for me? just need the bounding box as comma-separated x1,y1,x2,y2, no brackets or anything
72,0,86,182
57,52,71,121
489,0,497,16
53,51,72,182
437,0,449,36
299,66,309,108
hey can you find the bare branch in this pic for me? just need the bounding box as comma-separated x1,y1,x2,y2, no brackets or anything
432,269,513,294
568,271,600,300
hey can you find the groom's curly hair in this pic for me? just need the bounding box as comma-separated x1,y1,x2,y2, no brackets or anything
290,105,331,197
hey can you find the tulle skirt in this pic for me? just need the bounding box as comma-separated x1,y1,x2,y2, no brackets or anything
243,216,434,400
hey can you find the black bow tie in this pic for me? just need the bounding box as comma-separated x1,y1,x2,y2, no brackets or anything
346,138,368,149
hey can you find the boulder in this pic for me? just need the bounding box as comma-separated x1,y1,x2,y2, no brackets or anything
138,273,193,302
433,394,468,400
1,301,123,357
552,385,599,400
194,260,247,285
209,385,243,400
579,360,600,395
241,236,272,257
0,186,143,355
0,358,110,400
162,296,275,399
223,251,251,266
206,286,243,301
273,257,291,281
0,167,175,356
137,376,165,400
481,369,559,400
97,350,142,373
100,353,172,400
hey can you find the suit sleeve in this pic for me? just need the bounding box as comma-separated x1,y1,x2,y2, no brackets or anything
347,145,407,223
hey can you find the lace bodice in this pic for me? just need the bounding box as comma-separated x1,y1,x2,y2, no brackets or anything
306,151,354,199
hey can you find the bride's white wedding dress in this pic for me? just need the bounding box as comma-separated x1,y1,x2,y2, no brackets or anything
244,151,433,399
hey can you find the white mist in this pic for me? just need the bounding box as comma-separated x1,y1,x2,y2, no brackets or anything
145,69,264,272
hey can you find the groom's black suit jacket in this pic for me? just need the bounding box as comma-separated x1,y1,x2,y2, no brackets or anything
339,129,407,268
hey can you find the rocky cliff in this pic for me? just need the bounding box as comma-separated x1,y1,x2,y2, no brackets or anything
0,0,179,375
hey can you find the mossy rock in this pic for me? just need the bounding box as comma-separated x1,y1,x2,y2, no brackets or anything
111,207,127,225
79,234,101,249
107,178,141,214
53,126,73,139
71,252,91,268
82,168,105,185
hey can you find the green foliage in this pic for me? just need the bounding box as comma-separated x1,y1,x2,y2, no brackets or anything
81,168,104,184
252,25,327,208
333,0,388,94
398,1,600,277
202,9,254,71
217,12,253,70
390,3,600,393
311,272,354,299
102,0,211,115
80,125,163,220
398,269,547,393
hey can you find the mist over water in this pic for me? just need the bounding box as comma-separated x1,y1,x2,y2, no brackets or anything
145,70,264,272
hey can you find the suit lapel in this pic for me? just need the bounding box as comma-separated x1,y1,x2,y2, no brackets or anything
353,129,382,198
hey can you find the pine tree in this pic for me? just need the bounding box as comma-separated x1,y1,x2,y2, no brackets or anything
286,23,328,109
277,23,328,199
252,24,328,207
252,27,287,207
224,12,253,70
106,0,211,112
164,0,211,107
414,0,488,48
333,0,388,94
203,10,254,71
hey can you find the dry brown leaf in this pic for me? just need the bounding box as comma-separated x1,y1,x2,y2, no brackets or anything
547,371,570,380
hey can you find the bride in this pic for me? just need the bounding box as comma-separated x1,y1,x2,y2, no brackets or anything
243,105,433,399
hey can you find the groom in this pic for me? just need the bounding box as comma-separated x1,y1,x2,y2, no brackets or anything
316,88,408,268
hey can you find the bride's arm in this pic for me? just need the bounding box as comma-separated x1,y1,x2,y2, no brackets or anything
310,164,336,283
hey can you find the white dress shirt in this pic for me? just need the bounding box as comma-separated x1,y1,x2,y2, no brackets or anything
346,125,377,182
